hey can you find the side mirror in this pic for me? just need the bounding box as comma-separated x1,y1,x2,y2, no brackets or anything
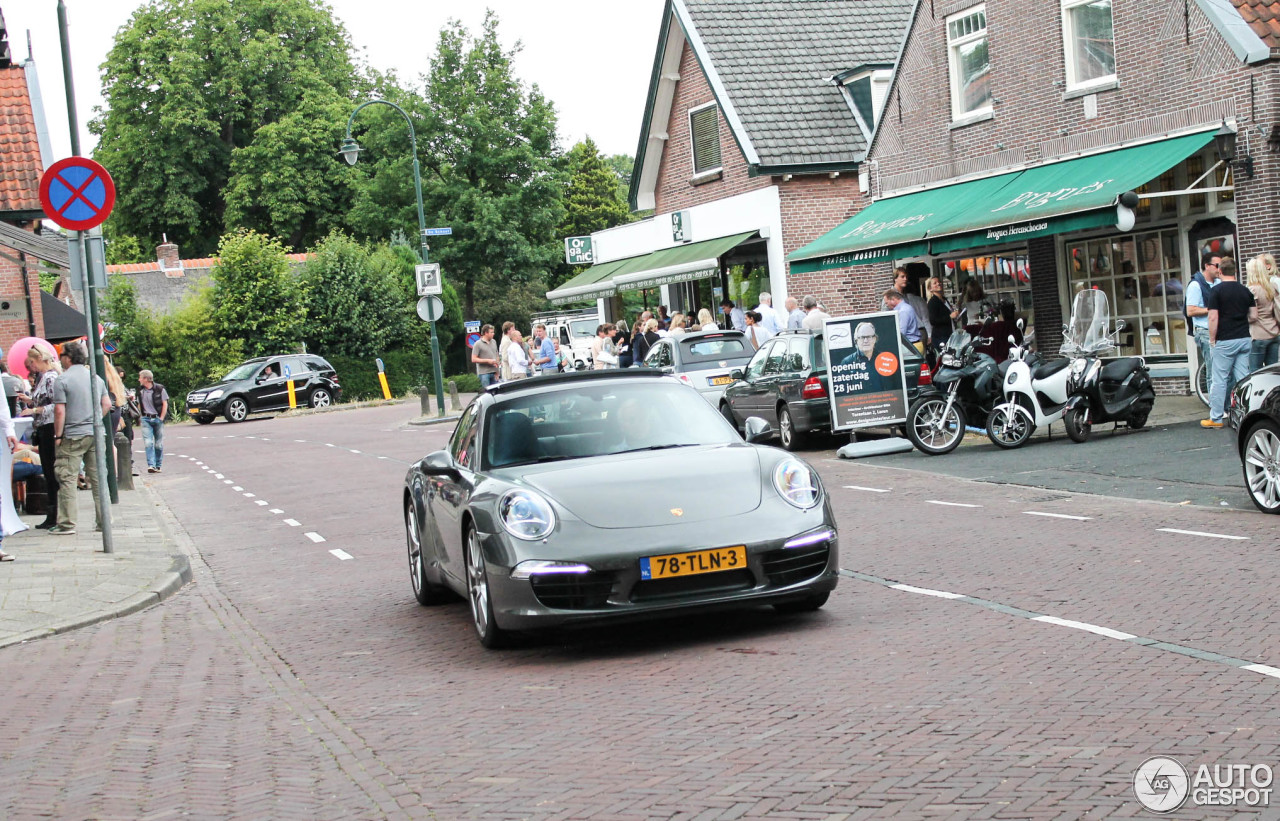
1008,335,1016,346
421,450,461,481
1017,318,1025,331
743,416,772,444
730,369,744,381
1115,319,1127,331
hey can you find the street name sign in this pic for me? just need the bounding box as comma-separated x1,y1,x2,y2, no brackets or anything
415,263,443,296
565,235,594,265
39,156,116,231
424,227,453,237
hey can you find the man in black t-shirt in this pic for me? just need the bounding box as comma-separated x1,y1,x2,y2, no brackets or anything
1202,257,1255,427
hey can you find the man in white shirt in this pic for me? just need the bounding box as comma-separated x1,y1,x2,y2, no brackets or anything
801,295,832,331
754,292,782,334
506,330,531,379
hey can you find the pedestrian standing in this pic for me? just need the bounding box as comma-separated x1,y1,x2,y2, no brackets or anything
471,324,500,389
614,321,632,368
137,369,168,474
885,290,925,353
17,344,62,529
926,276,959,351
633,318,662,363
531,324,557,375
785,296,805,330
1187,252,1221,399
506,330,531,379
1246,257,1279,370
0,368,15,559
1202,257,1254,428
720,300,746,332
743,311,773,349
498,321,516,382
881,267,930,351
800,295,831,331
754,292,782,334
50,342,110,535
697,308,719,331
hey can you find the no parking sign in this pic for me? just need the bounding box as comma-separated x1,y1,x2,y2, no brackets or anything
39,157,116,231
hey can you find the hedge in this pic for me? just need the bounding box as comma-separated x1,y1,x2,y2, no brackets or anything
325,352,481,401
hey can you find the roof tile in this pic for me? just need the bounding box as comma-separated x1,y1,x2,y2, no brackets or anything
0,66,43,213
1230,0,1280,47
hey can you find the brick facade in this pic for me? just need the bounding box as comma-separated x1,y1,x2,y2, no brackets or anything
0,240,42,346
655,42,880,315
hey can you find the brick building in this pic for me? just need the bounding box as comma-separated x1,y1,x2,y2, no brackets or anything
789,0,1280,391
547,0,914,323
0,12,78,352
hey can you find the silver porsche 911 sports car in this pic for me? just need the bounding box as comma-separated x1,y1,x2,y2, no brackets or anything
403,369,839,647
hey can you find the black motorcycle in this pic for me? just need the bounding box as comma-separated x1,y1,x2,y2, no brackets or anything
906,329,1002,455
1062,322,1156,443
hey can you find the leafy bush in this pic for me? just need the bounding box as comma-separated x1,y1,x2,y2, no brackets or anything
325,350,434,401
210,230,305,357
444,372,481,394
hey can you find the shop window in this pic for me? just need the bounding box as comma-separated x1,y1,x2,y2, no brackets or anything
689,103,722,175
936,251,1033,330
1062,0,1115,91
1065,228,1186,358
725,257,770,319
946,6,991,120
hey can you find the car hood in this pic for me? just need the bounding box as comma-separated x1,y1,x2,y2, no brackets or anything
190,379,238,394
519,444,763,528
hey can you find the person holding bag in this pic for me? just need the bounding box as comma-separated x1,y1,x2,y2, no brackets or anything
17,344,61,529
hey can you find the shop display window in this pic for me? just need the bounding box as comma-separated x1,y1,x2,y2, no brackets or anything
1065,228,1187,357
935,251,1033,329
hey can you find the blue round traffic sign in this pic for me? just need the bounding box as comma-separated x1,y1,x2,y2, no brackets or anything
39,157,116,231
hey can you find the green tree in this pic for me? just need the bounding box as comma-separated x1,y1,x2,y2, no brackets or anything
415,14,565,319
91,0,359,256
209,230,305,356
605,153,636,204
552,138,632,289
299,231,411,357
375,243,466,374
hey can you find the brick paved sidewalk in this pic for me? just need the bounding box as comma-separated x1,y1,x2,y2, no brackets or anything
0,479,191,649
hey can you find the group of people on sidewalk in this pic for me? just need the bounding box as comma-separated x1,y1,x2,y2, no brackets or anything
0,340,169,561
469,322,562,388
1189,251,1280,428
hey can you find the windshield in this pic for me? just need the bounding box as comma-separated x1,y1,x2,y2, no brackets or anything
1063,289,1112,354
945,329,972,352
682,335,751,362
223,362,262,381
483,380,738,469
569,319,598,339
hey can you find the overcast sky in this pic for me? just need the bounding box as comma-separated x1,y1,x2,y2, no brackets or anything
14,0,665,163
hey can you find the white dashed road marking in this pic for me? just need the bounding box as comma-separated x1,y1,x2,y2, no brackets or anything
1024,511,1092,521
223,480,233,485
215,473,224,479
1244,664,1280,679
889,583,965,599
255,500,268,506
1157,527,1248,541
243,492,255,498
304,532,325,543
269,509,283,514
330,549,354,561
1032,615,1135,641
283,519,301,527
843,485,890,493
927,500,982,508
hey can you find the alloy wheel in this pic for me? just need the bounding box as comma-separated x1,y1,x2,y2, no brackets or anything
909,398,964,454
406,503,425,600
1244,423,1280,513
311,389,332,409
466,529,491,637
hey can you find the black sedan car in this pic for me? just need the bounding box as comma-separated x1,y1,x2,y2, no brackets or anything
1229,365,1280,512
403,370,838,648
720,329,928,450
186,354,341,424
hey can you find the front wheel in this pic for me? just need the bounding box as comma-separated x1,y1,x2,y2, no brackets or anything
986,403,1034,449
906,395,966,455
1064,405,1092,443
466,526,510,648
778,406,806,451
223,396,248,423
720,401,740,434
1243,419,1280,514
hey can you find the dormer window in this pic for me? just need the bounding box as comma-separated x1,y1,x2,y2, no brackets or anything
836,64,894,140
688,102,722,176
1061,0,1115,91
946,5,991,121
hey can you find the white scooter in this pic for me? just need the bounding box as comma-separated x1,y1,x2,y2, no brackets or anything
985,317,1075,450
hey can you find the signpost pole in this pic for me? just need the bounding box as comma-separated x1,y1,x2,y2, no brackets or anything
58,0,113,550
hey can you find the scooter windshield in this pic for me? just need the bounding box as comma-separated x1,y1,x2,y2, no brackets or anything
1063,289,1112,354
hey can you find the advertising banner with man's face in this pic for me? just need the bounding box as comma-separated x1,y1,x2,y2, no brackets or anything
823,311,909,430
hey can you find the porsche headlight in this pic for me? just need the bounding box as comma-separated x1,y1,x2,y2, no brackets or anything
773,459,820,509
499,489,556,540
206,389,224,401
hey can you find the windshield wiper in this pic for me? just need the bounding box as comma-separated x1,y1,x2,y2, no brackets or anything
612,443,698,454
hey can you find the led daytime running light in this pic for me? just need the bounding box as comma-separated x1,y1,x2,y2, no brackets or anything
783,529,834,549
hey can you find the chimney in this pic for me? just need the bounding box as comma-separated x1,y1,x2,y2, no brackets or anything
156,233,183,277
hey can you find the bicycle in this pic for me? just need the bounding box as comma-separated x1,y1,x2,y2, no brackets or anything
1194,360,1209,407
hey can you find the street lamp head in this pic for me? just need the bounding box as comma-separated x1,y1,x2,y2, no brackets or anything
1213,121,1237,163
339,137,362,166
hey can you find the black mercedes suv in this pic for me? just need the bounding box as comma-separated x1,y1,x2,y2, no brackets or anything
185,354,342,424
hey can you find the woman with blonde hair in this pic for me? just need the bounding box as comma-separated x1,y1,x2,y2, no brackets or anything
17,343,62,529
1246,256,1280,370
697,307,719,331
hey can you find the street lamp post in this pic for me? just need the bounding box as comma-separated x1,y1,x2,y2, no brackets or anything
340,100,446,417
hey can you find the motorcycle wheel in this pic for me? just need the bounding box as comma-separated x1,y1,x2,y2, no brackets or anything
1064,406,1092,443
986,403,1034,449
906,396,966,455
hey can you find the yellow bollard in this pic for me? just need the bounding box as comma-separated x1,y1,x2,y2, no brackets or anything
287,379,297,409
378,371,392,400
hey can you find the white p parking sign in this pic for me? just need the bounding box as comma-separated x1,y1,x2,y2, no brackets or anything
415,263,442,296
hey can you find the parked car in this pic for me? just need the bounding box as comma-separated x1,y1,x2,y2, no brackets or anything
640,329,756,405
719,329,930,450
186,354,342,424
403,369,838,648
1228,365,1280,513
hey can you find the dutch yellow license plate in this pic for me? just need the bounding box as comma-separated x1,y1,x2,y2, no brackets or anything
640,546,746,580
187,408,200,414
709,375,733,386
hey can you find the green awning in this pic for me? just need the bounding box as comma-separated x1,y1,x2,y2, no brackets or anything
788,128,1218,271
614,231,756,291
929,129,1217,254
547,256,631,305
786,172,1020,273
